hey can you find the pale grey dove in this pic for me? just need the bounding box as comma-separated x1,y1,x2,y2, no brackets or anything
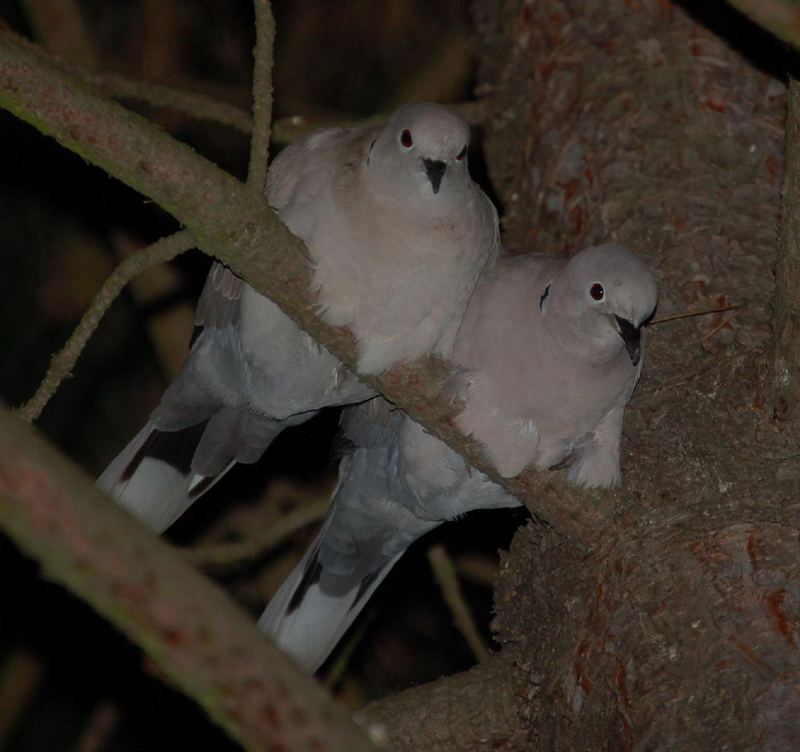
98,102,498,533
259,244,658,671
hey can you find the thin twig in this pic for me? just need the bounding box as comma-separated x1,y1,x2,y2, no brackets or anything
0,649,44,743
649,304,741,326
427,544,491,664
454,553,499,589
17,230,195,423
323,613,376,690
73,702,120,752
60,53,487,147
702,309,740,341
248,0,276,192
75,67,254,134
183,497,329,572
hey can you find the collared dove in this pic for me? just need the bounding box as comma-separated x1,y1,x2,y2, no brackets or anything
98,102,499,533
259,244,658,672
258,397,518,673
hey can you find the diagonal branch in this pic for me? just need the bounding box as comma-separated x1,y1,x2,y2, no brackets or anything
0,30,602,539
18,230,196,423
726,0,800,48
0,407,375,751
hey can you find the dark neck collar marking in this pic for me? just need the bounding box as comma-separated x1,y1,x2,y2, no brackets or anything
539,283,551,311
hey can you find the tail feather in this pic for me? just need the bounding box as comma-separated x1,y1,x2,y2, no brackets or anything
258,529,401,673
97,422,205,532
98,409,284,534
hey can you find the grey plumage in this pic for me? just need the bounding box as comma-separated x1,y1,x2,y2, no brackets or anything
98,102,498,533
454,244,658,485
258,398,517,673
259,244,658,671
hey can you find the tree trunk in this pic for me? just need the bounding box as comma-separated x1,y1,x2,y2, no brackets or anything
466,0,799,748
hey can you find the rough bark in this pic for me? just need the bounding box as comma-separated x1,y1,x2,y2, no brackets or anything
363,1,800,746
0,407,375,752
2,3,800,749
467,0,800,748
356,655,533,752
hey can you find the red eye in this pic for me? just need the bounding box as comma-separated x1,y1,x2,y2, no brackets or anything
456,144,468,161
400,128,413,148
590,283,605,301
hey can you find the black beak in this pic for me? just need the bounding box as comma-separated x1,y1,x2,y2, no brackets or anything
423,158,446,194
615,316,641,366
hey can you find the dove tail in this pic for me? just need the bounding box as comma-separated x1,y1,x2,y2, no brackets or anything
98,409,284,534
258,529,402,674
97,421,221,533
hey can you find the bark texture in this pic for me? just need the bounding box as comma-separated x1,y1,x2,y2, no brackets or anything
0,407,376,752
459,0,799,748
769,77,800,419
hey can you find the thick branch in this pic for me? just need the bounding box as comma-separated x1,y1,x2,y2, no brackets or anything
0,30,602,541
726,0,800,47
0,406,375,752
769,77,800,419
355,655,531,752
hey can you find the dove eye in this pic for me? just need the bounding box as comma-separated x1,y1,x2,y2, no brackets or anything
456,144,468,161
589,283,605,301
400,129,413,148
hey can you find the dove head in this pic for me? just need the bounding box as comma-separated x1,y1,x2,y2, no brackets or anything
367,102,471,201
546,244,658,366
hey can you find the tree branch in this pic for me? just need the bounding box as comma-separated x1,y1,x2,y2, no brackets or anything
18,230,195,423
0,406,376,752
768,76,800,419
72,67,254,134
0,408,378,752
55,47,486,144
0,27,604,542
726,0,800,47
184,496,329,574
247,0,275,192
355,655,530,751
427,544,490,664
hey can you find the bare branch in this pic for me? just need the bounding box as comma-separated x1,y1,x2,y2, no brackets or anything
73,67,254,134
355,655,529,752
0,407,376,752
17,230,195,423
726,0,800,47
57,45,485,145
184,497,329,573
427,544,490,664
248,0,276,192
